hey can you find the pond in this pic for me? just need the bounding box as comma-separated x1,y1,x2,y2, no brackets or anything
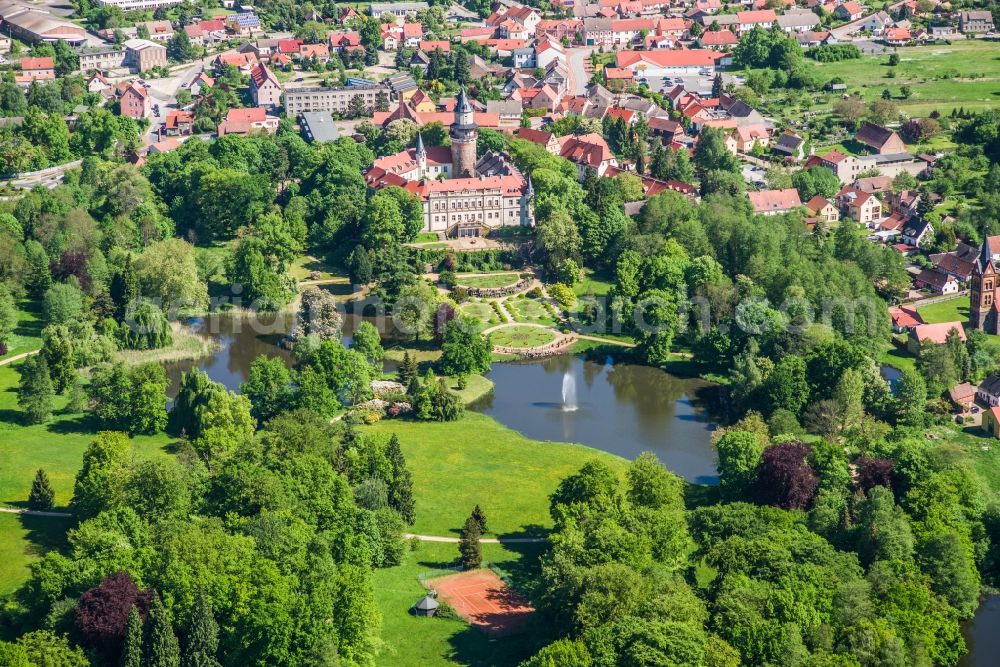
160,318,721,483
471,356,720,484
959,595,1000,667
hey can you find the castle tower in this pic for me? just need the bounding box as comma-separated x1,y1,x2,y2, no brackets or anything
970,235,997,333
450,88,477,178
415,132,426,175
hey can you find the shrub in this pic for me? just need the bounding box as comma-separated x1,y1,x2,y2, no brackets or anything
548,283,577,309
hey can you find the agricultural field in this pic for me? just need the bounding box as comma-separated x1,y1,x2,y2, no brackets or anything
810,41,1000,116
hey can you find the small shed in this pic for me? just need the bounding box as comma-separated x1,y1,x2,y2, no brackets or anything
413,594,439,617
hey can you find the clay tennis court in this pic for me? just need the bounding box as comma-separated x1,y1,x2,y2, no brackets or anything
425,569,535,637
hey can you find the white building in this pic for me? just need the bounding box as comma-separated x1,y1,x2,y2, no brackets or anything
96,0,181,11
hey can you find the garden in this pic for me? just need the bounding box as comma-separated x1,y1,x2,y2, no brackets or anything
489,325,557,350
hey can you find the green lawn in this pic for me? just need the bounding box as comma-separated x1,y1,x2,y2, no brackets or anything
808,41,1000,115
504,296,560,327
0,300,44,363
917,297,968,325
924,422,1000,491
456,273,520,289
374,541,546,667
0,366,176,511
0,513,73,597
363,413,627,537
489,325,556,349
878,343,918,375
458,300,502,326
572,271,614,297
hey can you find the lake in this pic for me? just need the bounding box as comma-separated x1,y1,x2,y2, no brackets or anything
471,356,719,484
162,317,720,483
959,595,1000,667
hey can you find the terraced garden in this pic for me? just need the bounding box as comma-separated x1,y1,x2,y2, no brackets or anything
489,325,557,349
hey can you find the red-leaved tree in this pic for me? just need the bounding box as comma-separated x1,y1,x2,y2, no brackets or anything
754,442,818,510
854,456,894,493
75,572,152,660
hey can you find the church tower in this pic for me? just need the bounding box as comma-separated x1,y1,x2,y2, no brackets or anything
970,235,998,333
415,132,426,175
450,88,477,178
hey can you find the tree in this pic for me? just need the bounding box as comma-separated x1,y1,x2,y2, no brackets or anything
72,431,132,520
386,434,415,525
522,639,592,667
856,485,913,566
119,303,172,350
134,239,208,311
351,321,384,372
75,572,151,661
290,286,343,343
715,430,766,500
919,529,979,617
0,285,15,352
143,592,181,667
27,468,54,510
88,363,168,435
459,513,482,569
121,606,143,667
693,126,739,174
182,592,220,667
470,504,489,534
754,441,818,510
17,354,54,424
439,317,491,376
398,351,419,387
240,355,293,426
43,282,84,325
791,166,841,200
24,240,51,297
168,28,198,62
10,632,88,667
894,368,926,426
763,355,809,416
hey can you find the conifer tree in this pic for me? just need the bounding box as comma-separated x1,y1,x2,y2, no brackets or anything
386,434,415,525
470,504,488,534
143,592,180,667
181,592,220,667
121,605,143,667
398,351,418,387
17,355,54,424
27,468,55,510
459,513,482,570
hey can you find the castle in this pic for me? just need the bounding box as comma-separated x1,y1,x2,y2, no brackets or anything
364,88,534,238
970,235,1000,334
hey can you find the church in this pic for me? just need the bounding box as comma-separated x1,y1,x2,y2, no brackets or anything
970,235,1000,334
364,89,535,238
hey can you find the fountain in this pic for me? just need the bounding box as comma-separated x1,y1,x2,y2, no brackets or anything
561,371,578,412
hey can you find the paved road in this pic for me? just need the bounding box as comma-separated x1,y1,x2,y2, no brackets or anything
567,47,595,96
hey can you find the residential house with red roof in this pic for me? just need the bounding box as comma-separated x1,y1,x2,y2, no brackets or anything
836,185,883,226
119,82,150,119
806,195,840,223
164,110,194,136
908,321,965,354
748,188,802,215
250,63,282,108
329,31,363,52
699,29,738,49
835,1,865,20
735,9,776,34
16,57,55,87
558,132,619,177
513,127,561,154
217,107,279,136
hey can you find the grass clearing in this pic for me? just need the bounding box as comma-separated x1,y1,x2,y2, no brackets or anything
489,325,556,349
289,254,345,282
374,540,546,667
0,513,73,596
0,300,44,363
117,323,220,366
363,413,627,537
879,343,918,375
456,273,520,289
808,41,1000,115
917,296,969,324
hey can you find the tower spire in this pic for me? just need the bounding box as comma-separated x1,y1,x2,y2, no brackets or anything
415,132,425,155
981,234,993,272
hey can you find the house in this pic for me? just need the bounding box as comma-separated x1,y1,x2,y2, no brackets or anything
124,38,167,73
298,44,330,63
907,321,966,354
402,22,423,48
16,56,54,86
215,51,257,73
119,82,150,119
139,19,174,42
888,305,921,332
735,9,776,34
854,122,907,155
649,116,684,144
806,195,839,223
514,127,561,154
298,111,340,142
250,63,282,108
855,175,893,194
163,109,194,136
369,2,428,17
959,10,994,34
983,406,1000,438
902,218,933,247
217,107,279,136
615,49,722,78
485,99,522,129
836,185,883,225
748,188,802,215
883,26,912,45
699,29,739,49
835,1,864,20
558,132,618,177
929,252,975,283
189,71,215,96
978,374,1000,408
329,31,363,53
915,267,960,295
732,124,769,153
226,12,261,36
776,9,820,32
86,71,112,94
949,382,977,411
772,131,805,160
